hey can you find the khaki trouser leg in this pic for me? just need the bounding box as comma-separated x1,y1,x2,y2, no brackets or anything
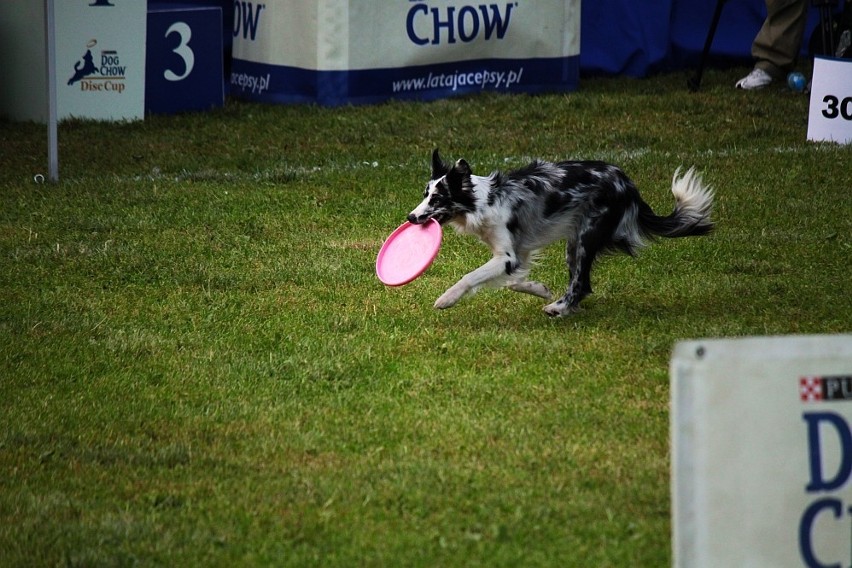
752,0,809,77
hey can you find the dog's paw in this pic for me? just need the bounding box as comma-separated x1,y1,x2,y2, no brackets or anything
535,284,553,301
514,281,552,300
543,299,579,318
542,303,563,317
433,296,457,309
434,287,465,309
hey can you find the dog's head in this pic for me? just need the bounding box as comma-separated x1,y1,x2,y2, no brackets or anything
407,149,477,225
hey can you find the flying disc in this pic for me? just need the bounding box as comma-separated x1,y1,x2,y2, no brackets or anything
376,219,442,286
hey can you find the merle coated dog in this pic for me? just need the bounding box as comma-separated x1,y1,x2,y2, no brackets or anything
407,150,714,317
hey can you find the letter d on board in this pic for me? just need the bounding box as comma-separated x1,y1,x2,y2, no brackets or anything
804,412,852,492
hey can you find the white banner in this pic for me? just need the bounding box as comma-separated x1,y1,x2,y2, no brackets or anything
671,335,852,568
231,0,580,105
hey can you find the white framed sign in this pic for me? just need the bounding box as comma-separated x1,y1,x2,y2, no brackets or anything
671,335,852,568
807,56,852,145
55,0,146,121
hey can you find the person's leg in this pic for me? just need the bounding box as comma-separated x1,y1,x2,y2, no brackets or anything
737,0,809,89
753,0,809,76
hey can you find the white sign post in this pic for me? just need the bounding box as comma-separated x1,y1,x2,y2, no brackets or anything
45,0,58,182
671,335,852,568
807,56,852,145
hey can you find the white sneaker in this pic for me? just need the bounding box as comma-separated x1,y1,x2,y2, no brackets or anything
735,68,774,90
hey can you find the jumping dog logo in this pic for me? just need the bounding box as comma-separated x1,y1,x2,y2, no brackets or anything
67,39,128,93
68,39,99,86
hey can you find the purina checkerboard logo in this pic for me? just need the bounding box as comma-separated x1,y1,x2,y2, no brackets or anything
800,375,852,402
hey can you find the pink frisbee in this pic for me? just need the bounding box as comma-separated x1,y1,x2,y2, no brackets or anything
376,219,442,286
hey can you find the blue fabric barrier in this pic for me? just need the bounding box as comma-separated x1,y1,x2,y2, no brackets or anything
580,0,674,77
582,0,840,77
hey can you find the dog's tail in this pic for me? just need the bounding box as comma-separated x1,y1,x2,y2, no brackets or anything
637,167,714,239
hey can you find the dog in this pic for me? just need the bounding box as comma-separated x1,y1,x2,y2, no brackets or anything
407,149,714,317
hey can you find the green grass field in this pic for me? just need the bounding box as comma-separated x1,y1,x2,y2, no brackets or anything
1,67,850,566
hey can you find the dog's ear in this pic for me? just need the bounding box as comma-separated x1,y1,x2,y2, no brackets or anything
453,159,472,176
446,158,473,192
431,148,451,179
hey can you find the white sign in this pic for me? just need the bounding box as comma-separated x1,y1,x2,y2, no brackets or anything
671,335,852,568
230,0,580,105
807,56,852,145
55,0,146,121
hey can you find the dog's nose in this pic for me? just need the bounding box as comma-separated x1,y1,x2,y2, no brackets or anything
407,213,418,224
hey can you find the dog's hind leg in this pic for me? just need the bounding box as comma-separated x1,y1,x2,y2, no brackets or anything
543,247,591,317
543,221,608,317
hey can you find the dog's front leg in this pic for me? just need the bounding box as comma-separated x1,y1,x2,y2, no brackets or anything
434,256,508,309
509,281,552,300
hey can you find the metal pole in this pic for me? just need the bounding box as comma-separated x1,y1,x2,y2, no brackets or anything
687,0,729,92
45,0,58,182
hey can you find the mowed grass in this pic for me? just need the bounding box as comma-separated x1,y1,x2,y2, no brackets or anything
1,67,850,566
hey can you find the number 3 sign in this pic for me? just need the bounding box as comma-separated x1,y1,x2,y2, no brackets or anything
164,22,195,82
807,56,852,145
145,4,224,115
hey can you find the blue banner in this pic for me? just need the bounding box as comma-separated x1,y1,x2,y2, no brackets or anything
230,56,579,106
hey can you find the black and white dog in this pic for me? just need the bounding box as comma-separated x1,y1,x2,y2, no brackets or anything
407,150,714,317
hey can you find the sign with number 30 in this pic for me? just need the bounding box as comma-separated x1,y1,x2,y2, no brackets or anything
807,56,852,145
